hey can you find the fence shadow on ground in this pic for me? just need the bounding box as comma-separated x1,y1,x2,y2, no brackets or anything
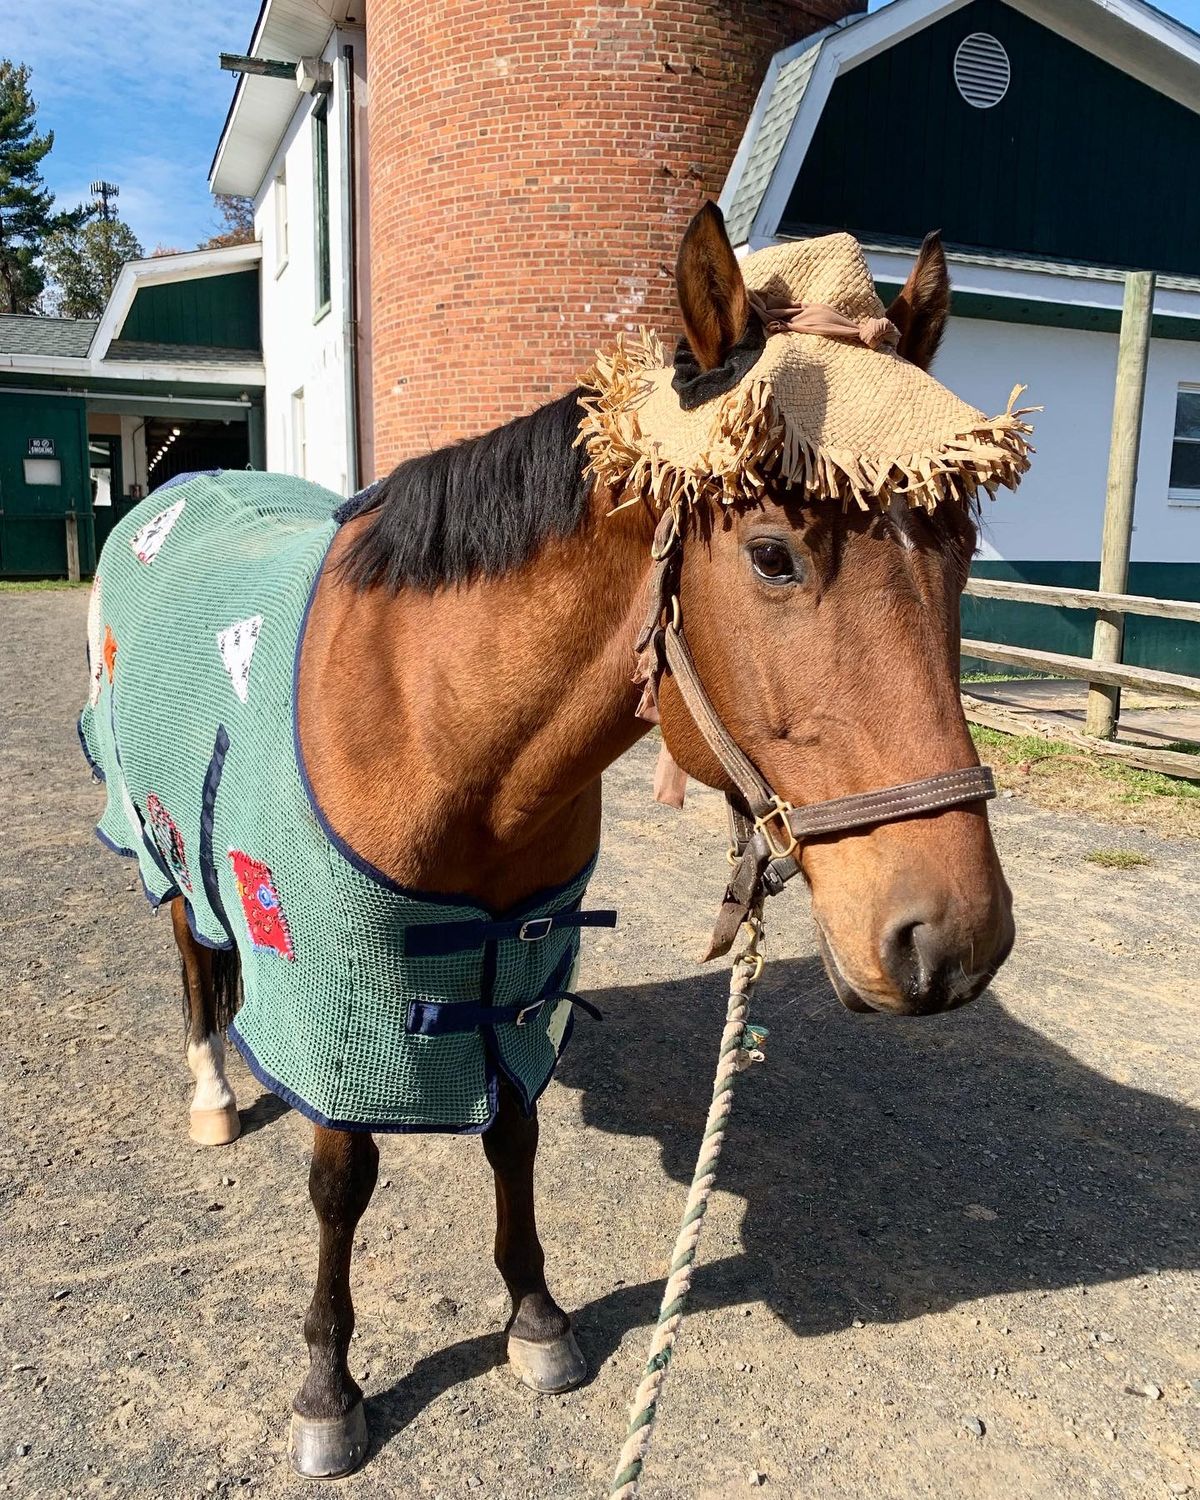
365,957,1198,1454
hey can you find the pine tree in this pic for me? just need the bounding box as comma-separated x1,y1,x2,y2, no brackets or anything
0,60,74,313
43,215,144,319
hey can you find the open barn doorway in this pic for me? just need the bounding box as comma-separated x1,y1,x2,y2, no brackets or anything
145,415,250,491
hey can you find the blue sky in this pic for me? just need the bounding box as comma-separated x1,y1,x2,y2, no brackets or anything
10,0,1200,254
14,0,261,253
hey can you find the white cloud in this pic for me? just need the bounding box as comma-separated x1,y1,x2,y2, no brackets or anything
17,0,262,251
21,1,252,114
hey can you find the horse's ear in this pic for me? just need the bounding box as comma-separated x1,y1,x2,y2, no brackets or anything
886,231,950,371
675,202,749,372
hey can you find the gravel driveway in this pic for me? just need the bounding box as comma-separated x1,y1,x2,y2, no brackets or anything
2,589,1197,1500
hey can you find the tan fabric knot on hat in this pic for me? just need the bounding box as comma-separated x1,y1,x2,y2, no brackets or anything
578,231,1036,517
748,291,900,352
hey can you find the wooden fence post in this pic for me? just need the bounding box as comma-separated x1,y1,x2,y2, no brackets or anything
64,512,80,584
1085,270,1156,739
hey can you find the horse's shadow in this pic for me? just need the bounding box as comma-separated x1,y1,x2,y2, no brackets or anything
365,957,1199,1451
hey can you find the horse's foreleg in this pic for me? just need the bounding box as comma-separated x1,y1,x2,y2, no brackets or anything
170,900,240,1146
482,1080,586,1393
290,1125,378,1478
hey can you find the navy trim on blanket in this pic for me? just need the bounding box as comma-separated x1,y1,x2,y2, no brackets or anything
291,538,601,918
96,826,137,861
228,1018,502,1136
199,725,236,947
404,908,616,957
77,713,105,781
154,468,220,495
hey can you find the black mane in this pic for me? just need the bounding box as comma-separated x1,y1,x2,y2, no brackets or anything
336,390,591,591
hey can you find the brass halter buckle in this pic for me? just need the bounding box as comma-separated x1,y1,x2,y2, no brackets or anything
754,799,798,861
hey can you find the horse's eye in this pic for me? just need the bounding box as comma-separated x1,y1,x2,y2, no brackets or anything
749,541,797,583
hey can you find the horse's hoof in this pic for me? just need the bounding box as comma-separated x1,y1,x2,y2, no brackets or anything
189,1104,241,1147
289,1403,368,1479
507,1330,587,1393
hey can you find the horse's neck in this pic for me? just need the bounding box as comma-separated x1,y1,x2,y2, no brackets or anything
297,495,655,908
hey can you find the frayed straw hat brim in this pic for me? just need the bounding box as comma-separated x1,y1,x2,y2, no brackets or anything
578,232,1035,515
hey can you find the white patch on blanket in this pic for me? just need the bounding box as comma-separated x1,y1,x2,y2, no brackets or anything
130,498,185,564
216,614,263,704
187,1032,236,1110
86,574,104,706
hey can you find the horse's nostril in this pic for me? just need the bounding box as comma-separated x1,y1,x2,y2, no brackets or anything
880,913,971,1013
879,916,924,998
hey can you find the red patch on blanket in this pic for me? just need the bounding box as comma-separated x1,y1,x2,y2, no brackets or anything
146,793,192,892
228,850,295,960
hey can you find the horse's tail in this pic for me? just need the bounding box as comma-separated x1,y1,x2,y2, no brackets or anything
211,945,243,1034
178,941,243,1036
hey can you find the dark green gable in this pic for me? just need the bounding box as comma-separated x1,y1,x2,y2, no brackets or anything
783,0,1200,277
120,269,260,350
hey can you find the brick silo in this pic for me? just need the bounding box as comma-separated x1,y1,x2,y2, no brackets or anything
365,0,862,470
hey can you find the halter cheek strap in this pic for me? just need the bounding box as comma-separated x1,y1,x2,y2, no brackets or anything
634,510,997,960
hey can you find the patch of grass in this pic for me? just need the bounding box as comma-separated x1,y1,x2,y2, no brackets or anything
960,671,1055,684
969,723,1200,805
0,579,90,592
1084,848,1152,869
1161,740,1200,756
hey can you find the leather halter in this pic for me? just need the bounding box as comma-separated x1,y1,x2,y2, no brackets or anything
634,510,997,960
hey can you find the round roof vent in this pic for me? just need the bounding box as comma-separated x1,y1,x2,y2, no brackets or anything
953,32,1011,109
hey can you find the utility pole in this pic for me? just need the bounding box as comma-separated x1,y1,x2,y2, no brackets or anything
1084,270,1156,740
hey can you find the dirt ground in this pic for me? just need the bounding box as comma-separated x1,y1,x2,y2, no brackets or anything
2,589,1198,1500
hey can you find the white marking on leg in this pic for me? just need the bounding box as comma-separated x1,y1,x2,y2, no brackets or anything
188,1032,236,1111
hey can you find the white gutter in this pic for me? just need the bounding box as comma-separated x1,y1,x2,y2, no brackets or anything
0,384,255,409
337,40,360,493
0,353,265,385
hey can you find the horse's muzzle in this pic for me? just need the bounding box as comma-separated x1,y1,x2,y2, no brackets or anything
816,910,1014,1016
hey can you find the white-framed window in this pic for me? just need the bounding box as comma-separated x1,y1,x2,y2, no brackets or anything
274,168,289,274
1169,386,1200,507
23,457,62,486
291,388,307,477
312,96,331,317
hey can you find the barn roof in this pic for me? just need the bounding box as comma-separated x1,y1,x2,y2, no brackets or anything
0,316,97,359
721,0,1200,253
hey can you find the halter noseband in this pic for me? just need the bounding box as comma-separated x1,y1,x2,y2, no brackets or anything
634,509,997,960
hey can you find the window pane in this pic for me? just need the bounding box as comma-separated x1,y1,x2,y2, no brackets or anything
1174,390,1200,441
24,458,62,485
1169,439,1200,490
313,100,331,311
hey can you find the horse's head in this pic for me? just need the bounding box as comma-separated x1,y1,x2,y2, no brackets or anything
654,206,1015,1016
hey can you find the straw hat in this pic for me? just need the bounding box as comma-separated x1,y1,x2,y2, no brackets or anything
578,232,1034,514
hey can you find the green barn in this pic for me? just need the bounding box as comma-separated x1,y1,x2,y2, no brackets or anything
0,242,265,578
721,0,1200,675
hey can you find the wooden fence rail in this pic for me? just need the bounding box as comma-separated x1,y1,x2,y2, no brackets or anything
960,639,1200,701
963,577,1200,625
960,575,1200,775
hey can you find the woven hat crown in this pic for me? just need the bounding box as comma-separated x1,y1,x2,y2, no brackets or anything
744,233,886,323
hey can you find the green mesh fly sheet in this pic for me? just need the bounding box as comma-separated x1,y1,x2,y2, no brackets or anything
78,471,607,1133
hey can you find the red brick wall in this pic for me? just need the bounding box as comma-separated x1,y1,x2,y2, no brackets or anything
366,0,861,471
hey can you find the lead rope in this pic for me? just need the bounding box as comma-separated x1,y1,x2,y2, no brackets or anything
609,903,767,1499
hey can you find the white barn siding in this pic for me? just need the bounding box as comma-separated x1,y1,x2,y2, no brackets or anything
253,28,365,498
932,316,1200,566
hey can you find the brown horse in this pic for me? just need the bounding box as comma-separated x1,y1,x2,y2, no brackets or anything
168,205,1013,1475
